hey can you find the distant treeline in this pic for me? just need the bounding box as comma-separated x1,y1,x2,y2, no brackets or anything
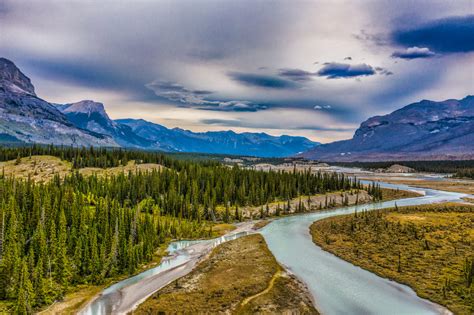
0,144,220,169
330,160,474,178
454,169,474,179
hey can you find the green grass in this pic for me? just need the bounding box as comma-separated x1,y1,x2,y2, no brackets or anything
310,203,474,314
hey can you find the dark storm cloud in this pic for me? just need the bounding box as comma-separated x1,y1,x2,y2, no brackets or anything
278,68,315,81
392,15,474,53
25,58,138,90
0,1,300,100
228,72,297,89
201,118,242,126
0,2,9,16
199,101,267,112
317,63,376,79
20,57,157,100
146,80,266,112
391,47,436,59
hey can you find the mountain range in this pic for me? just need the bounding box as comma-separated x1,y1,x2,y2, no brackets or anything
2,57,472,160
301,96,474,161
0,57,318,157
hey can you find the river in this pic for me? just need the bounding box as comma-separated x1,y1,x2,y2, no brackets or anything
81,180,468,314
260,182,464,315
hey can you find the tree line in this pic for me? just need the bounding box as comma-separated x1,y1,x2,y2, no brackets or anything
0,145,366,313
0,144,218,170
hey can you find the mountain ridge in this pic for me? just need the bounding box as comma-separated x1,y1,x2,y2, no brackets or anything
0,58,118,147
58,100,155,149
117,118,318,157
301,96,474,161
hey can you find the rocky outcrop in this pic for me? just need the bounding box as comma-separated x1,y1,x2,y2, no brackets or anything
58,101,154,149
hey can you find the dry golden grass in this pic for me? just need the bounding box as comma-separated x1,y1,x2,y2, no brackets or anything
252,220,272,230
380,187,422,201
78,160,163,177
236,271,317,315
0,155,164,183
134,234,317,314
37,284,105,315
0,155,72,182
311,203,474,314
462,197,474,204
209,223,237,237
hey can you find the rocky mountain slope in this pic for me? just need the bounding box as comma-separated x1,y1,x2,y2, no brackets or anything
118,119,318,157
0,58,118,147
58,100,155,149
301,96,474,161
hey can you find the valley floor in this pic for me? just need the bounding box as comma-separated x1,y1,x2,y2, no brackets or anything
134,234,318,314
310,203,474,314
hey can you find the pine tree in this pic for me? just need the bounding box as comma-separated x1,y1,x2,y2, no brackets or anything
16,259,34,314
56,209,71,293
234,205,240,222
15,154,21,166
224,203,230,223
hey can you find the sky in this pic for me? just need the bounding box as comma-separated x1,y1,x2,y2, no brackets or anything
1,0,473,143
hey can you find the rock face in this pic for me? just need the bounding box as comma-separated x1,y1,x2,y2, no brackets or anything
0,58,118,147
117,119,319,157
301,96,474,161
58,101,154,149
0,57,35,95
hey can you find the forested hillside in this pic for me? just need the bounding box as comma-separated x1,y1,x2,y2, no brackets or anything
0,146,365,313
